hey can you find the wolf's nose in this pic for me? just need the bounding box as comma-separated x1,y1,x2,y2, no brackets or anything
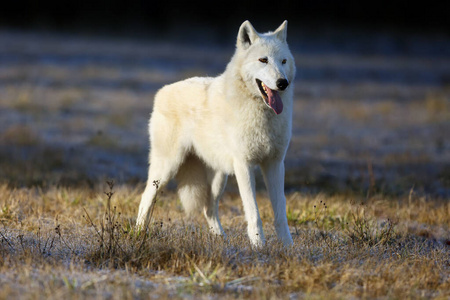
276,78,289,90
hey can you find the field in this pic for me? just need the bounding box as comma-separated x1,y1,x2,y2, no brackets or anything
0,28,449,299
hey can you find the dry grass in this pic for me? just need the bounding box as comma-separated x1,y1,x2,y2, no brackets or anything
0,182,448,299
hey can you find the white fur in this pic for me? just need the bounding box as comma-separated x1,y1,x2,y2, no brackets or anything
136,20,296,247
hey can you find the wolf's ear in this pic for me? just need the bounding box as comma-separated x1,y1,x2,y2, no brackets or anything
274,20,288,43
237,20,259,50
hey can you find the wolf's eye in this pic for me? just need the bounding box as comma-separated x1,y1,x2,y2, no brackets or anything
282,59,287,64
258,58,268,64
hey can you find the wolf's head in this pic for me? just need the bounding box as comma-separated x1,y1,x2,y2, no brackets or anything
234,20,296,115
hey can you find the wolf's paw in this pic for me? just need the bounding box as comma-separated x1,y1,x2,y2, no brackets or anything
249,232,266,248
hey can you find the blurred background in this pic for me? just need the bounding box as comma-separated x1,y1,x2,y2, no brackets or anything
0,1,449,196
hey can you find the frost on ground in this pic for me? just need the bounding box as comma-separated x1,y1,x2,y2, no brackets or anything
0,183,448,299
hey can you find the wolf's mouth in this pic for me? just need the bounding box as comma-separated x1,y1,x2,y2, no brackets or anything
256,79,283,115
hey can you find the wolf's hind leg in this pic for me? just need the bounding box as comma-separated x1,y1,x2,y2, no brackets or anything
176,155,209,216
136,159,178,229
176,156,227,236
204,171,227,235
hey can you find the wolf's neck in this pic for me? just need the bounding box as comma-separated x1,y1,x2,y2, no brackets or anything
222,57,257,103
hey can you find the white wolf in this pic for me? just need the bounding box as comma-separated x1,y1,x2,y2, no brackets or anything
136,20,296,247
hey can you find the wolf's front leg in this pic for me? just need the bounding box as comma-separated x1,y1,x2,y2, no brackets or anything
261,160,293,246
233,161,265,247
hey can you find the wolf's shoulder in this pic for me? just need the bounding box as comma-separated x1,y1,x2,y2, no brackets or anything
184,76,215,85
167,76,214,88
157,76,215,94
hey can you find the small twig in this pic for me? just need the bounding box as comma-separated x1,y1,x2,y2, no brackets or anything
18,234,25,251
0,230,14,250
55,224,75,254
42,234,56,255
83,208,103,240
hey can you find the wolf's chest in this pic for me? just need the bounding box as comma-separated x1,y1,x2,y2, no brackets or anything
237,114,290,163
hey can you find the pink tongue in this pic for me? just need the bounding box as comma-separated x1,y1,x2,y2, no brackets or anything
265,87,283,114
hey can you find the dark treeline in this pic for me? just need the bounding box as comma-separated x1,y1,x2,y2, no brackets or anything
1,0,449,36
